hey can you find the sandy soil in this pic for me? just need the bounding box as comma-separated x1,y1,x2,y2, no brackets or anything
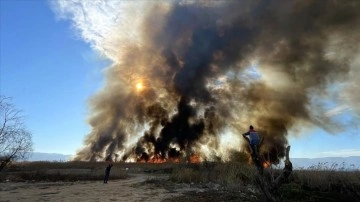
0,174,188,202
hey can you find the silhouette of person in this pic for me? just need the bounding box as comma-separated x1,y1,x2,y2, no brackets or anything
103,163,113,184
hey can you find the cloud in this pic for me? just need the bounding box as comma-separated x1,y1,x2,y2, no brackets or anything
325,105,351,117
50,0,149,62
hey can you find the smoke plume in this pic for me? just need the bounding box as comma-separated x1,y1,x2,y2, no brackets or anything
52,0,360,163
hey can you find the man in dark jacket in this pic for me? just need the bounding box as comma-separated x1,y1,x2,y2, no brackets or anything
104,163,113,184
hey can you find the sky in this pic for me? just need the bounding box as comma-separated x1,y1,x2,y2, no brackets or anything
0,0,359,158
0,0,109,155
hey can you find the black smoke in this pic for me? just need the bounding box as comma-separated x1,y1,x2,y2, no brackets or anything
73,1,360,163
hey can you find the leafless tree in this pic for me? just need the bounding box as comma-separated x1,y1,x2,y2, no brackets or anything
0,96,33,171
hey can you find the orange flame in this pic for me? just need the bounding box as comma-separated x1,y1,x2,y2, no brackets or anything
136,153,202,163
168,157,181,163
148,154,166,163
263,161,271,168
189,154,201,163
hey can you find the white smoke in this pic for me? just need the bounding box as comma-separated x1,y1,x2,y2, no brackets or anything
50,0,150,63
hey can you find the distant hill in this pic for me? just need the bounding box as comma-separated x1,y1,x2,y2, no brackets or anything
27,152,72,162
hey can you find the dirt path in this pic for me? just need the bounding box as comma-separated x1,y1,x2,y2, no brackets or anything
0,174,184,202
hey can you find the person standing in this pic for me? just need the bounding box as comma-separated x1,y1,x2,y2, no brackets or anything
242,125,260,160
104,163,113,184
242,125,263,174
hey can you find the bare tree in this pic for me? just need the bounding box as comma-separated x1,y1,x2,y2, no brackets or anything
0,96,33,171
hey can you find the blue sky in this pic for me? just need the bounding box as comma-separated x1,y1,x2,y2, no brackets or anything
0,0,108,154
1,0,359,158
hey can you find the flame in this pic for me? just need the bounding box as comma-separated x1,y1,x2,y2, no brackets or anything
136,153,202,163
148,154,166,163
263,161,271,168
189,154,201,163
168,157,181,163
137,159,146,163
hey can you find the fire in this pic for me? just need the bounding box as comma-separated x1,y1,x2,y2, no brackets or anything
136,153,201,163
147,154,165,163
137,158,146,163
189,154,200,163
263,161,271,168
168,157,181,163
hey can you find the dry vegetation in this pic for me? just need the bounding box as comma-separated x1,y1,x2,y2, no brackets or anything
0,161,129,182
1,161,360,202
167,162,360,202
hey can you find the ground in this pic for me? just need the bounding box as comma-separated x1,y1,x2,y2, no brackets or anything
2,162,358,201
0,173,256,202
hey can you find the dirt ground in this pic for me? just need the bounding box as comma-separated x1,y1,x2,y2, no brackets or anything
0,173,255,202
0,174,175,202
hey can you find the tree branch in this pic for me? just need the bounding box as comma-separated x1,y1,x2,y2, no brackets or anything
255,146,293,202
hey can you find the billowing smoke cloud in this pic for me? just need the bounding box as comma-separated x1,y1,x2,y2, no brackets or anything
52,0,360,163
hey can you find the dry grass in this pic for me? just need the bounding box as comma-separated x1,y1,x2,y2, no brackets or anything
282,163,360,201
170,162,257,185
1,161,128,182
0,161,177,182
1,161,360,201
169,161,360,201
